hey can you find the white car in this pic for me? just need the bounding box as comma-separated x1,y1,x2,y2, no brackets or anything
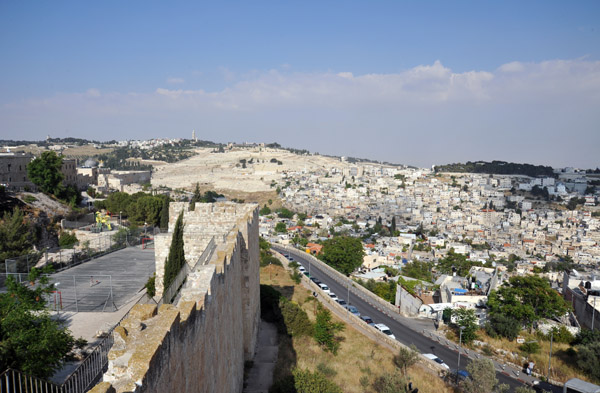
298,265,306,273
374,323,396,340
328,292,338,301
423,353,450,369
317,283,331,294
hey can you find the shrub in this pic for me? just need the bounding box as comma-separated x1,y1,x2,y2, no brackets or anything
145,274,156,297
58,231,78,248
293,369,342,393
519,341,540,355
371,373,408,393
313,305,344,354
23,195,37,203
316,362,337,378
261,255,282,267
290,270,302,284
279,298,313,337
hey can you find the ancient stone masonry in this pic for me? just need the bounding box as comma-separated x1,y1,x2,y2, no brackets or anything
90,202,260,393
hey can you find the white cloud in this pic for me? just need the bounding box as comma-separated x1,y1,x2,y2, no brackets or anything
166,77,185,84
1,59,599,168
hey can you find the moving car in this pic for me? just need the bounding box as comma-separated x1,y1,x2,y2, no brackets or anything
423,353,450,369
374,323,396,340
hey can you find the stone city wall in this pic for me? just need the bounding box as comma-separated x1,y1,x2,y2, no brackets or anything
90,202,260,393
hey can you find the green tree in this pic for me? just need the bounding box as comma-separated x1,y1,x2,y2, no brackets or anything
485,312,520,340
58,231,78,248
452,308,478,344
320,236,365,275
400,260,433,282
160,196,169,230
277,207,294,219
27,151,64,194
576,341,600,380
0,269,75,378
460,358,501,393
487,276,569,330
313,305,344,354
190,183,201,211
259,204,272,215
0,208,34,261
275,222,287,233
393,344,420,376
293,369,342,393
163,211,186,291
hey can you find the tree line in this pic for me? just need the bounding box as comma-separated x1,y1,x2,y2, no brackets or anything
434,160,556,178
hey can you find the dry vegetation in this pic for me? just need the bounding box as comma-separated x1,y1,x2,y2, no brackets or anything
261,264,454,393
442,327,592,384
475,330,590,384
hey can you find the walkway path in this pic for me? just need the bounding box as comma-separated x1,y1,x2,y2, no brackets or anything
244,320,279,393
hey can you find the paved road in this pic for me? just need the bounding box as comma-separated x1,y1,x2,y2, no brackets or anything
273,245,553,393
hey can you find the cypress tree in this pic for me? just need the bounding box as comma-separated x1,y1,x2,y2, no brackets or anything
190,183,201,211
159,196,169,230
163,210,185,290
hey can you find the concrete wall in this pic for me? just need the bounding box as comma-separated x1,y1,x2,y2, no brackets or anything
395,285,423,316
564,287,600,330
90,202,260,393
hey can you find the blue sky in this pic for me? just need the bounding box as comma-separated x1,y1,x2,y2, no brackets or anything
1,1,599,168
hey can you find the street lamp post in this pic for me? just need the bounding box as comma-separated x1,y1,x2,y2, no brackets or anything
547,330,554,381
456,326,465,384
119,211,122,227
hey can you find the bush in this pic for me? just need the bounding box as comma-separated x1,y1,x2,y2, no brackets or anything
58,231,78,248
293,369,342,393
279,298,313,337
538,326,574,344
261,255,282,267
23,195,37,203
316,362,337,378
371,373,408,393
145,274,156,297
313,305,344,354
519,341,540,355
487,312,520,341
290,270,302,284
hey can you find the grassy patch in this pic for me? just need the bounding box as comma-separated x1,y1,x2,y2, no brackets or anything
261,264,453,393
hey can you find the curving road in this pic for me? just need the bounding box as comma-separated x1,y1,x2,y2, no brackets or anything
272,244,557,393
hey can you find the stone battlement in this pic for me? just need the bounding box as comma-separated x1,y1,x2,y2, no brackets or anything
90,202,260,393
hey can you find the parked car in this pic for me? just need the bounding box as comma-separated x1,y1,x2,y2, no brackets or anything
310,277,321,285
423,353,450,369
374,323,396,340
298,266,306,273
344,305,360,316
336,298,347,306
317,283,331,294
303,271,310,277
328,292,338,301
360,315,375,326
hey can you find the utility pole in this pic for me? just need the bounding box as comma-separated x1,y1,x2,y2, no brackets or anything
456,326,465,384
547,330,553,381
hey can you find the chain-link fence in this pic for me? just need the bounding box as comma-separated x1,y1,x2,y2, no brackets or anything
1,226,153,277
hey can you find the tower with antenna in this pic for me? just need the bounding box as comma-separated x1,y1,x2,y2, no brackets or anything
192,129,196,142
